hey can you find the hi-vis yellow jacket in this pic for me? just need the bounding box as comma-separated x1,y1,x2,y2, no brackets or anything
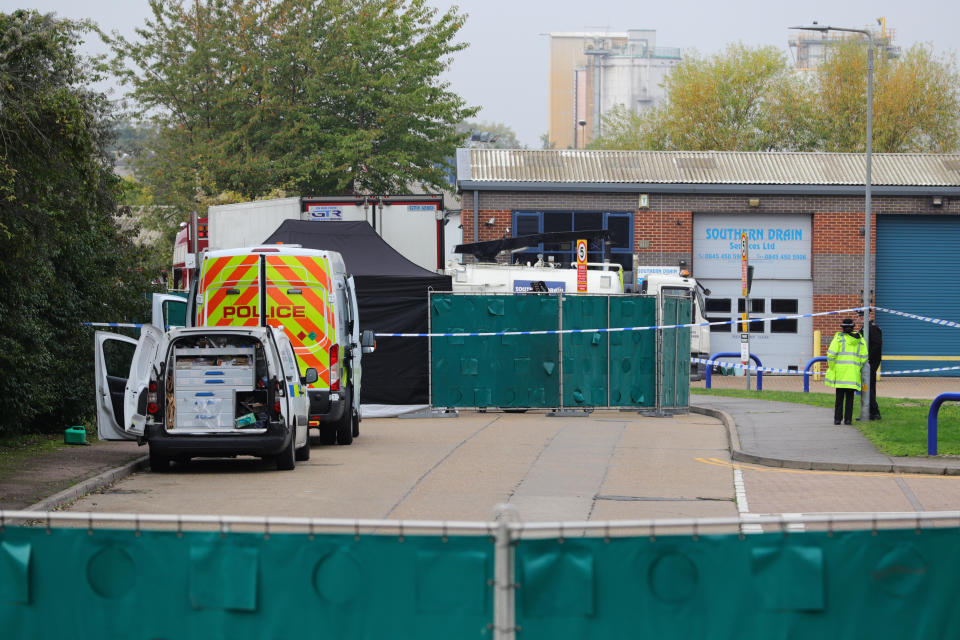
825,331,868,390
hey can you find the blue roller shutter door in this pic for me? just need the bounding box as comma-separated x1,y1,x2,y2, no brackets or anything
875,216,960,377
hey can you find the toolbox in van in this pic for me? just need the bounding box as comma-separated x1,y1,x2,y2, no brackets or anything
172,347,255,430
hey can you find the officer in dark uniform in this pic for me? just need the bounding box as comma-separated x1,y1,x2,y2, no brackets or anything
859,311,883,420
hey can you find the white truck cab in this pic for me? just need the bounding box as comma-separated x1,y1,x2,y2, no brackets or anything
635,267,711,380
95,324,311,471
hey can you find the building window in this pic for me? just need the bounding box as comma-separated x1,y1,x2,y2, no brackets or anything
512,210,634,271
770,299,799,334
705,298,731,314
737,298,765,314
706,317,731,333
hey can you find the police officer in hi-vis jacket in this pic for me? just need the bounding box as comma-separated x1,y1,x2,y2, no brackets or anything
826,318,868,425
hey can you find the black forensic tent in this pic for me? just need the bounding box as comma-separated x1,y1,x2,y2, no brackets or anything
264,220,451,407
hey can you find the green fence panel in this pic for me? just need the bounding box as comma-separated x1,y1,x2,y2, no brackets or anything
516,528,960,639
561,296,609,407
0,528,493,639
608,297,657,407
660,296,691,409
431,294,560,408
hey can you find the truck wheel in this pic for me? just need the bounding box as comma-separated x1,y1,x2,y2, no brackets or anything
295,422,311,461
351,410,359,438
149,449,170,473
276,434,296,471
317,424,336,445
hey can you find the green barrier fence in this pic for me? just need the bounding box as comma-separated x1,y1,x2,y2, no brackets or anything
430,293,689,410
516,527,960,639
0,527,492,639
4,517,960,639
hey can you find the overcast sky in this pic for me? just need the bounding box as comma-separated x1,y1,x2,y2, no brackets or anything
5,0,957,147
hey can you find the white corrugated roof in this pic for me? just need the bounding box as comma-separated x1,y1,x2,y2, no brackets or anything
457,149,960,187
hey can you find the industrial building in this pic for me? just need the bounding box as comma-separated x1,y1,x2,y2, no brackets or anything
548,30,680,149
455,148,960,373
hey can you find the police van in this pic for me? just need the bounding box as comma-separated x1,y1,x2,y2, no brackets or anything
95,324,311,471
191,246,374,446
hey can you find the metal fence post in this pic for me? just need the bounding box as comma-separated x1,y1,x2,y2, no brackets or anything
493,509,516,640
428,291,433,409
606,294,611,408
557,294,564,408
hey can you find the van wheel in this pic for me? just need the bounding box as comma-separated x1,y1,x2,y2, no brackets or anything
336,409,354,445
276,434,296,471
351,410,359,438
295,423,311,461
149,450,170,473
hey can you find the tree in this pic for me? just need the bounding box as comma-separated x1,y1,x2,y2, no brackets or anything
109,0,477,230
594,44,792,151
806,40,960,153
594,41,960,153
0,10,154,436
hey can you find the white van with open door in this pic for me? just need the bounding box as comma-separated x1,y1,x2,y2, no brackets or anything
95,325,311,472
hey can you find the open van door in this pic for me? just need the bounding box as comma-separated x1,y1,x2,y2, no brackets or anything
94,332,139,441
346,275,362,417
123,325,164,437
151,293,188,329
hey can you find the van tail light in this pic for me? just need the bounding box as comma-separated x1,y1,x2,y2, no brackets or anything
147,402,159,415
330,345,340,391
274,401,282,415
148,379,158,409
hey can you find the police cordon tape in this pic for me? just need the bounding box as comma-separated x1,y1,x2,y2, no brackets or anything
691,357,960,377
84,305,958,338
874,306,960,329
84,322,150,329
372,306,873,338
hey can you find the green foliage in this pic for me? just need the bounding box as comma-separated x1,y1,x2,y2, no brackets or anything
0,10,154,436
109,0,477,225
595,41,960,153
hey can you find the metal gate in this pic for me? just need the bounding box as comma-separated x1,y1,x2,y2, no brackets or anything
429,293,690,410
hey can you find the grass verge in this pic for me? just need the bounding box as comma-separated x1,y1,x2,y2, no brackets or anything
0,423,98,478
691,388,960,457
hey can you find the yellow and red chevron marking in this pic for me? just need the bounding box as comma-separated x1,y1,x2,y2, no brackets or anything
198,255,262,326
265,255,334,389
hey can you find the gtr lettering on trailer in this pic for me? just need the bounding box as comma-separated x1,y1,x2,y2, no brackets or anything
222,305,307,320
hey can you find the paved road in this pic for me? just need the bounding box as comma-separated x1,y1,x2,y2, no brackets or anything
65,410,738,524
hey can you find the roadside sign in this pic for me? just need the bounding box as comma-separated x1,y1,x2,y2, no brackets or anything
741,232,748,296
576,239,587,293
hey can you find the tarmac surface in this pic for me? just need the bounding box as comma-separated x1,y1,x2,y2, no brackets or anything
3,379,960,511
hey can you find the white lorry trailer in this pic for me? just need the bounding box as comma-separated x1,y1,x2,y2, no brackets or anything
446,259,624,295
207,194,445,273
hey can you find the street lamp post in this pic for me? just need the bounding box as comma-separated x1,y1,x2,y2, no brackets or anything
790,23,874,422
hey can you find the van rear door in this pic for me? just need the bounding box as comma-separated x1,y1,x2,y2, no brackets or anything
263,253,332,393
197,254,261,327
346,275,362,415
123,325,163,437
151,293,188,329
94,332,139,441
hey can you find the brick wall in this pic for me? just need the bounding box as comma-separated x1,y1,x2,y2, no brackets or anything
461,190,958,310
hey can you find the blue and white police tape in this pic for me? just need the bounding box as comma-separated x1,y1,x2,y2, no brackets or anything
873,307,960,329
83,322,147,329
374,306,871,338
691,357,960,377
690,357,798,375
